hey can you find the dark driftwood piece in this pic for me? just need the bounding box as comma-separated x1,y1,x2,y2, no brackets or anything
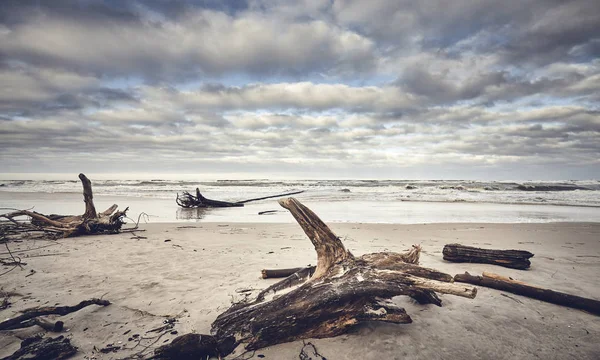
2,335,77,360
454,272,600,316
176,188,244,208
0,298,110,331
176,188,304,208
1,174,129,238
443,243,534,269
155,198,477,359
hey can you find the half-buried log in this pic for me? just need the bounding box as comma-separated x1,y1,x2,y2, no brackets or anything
443,243,534,269
454,272,600,316
155,198,477,359
0,174,129,238
0,298,110,331
2,335,77,360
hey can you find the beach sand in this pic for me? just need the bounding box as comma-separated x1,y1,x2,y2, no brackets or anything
1,222,599,359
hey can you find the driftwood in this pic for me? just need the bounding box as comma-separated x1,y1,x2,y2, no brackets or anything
443,243,534,269
261,266,314,279
176,188,304,208
2,318,64,332
0,298,110,331
454,272,600,316
0,174,129,238
155,198,477,359
2,335,77,360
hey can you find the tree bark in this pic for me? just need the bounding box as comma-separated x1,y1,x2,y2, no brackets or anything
454,272,600,316
443,243,534,269
156,198,478,359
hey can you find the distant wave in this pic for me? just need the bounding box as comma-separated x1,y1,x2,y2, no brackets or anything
1,179,598,190
1,178,599,208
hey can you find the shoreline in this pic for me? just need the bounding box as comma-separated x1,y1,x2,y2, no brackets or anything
1,221,599,359
2,192,600,224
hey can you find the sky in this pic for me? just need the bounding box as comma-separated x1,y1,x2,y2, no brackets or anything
0,0,599,180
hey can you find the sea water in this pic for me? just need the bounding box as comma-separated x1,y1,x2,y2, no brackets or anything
1,178,599,223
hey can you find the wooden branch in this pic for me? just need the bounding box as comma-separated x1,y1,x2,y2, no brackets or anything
1,210,71,229
237,190,305,204
278,198,352,280
0,298,110,330
443,243,534,269
482,271,537,287
79,173,97,219
261,267,310,279
454,272,600,316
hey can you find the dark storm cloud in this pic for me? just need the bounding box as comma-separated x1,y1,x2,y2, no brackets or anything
0,0,598,178
0,0,376,81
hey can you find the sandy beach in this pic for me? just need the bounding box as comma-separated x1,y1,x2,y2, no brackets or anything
1,221,599,359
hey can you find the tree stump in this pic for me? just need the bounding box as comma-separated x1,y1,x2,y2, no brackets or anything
443,243,534,269
156,198,478,358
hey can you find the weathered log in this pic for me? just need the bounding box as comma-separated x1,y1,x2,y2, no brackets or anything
443,243,534,269
176,188,244,208
1,174,128,238
454,272,600,316
2,318,64,332
261,267,311,279
176,188,305,208
157,198,477,358
1,335,77,360
0,298,110,330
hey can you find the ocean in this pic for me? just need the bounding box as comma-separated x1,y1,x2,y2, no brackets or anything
1,178,599,224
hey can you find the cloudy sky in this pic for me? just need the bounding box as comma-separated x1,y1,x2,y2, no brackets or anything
1,0,599,179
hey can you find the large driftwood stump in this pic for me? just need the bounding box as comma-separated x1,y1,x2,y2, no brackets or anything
443,243,534,269
1,174,128,238
157,198,477,359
